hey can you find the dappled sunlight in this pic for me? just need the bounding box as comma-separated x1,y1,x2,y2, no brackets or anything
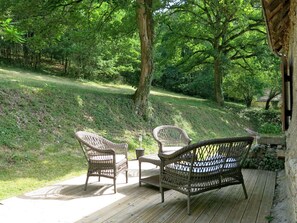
172,112,197,136
78,80,134,94
0,68,64,83
76,95,83,107
19,84,43,92
0,68,134,95
1,67,208,104
42,160,49,164
220,117,230,124
83,114,94,122
151,87,207,102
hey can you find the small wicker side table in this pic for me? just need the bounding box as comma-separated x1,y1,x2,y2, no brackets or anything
138,154,161,188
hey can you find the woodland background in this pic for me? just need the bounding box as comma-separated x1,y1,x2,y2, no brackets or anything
0,0,281,113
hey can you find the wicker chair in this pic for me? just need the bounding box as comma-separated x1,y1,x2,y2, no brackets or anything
158,136,254,214
139,125,191,187
75,131,128,193
153,125,192,154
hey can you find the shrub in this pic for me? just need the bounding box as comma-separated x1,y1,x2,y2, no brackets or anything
259,123,282,134
237,108,282,134
242,144,284,171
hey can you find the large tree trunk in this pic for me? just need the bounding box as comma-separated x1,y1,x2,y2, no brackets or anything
214,56,224,106
134,0,154,119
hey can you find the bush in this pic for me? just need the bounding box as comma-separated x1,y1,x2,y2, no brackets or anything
259,123,282,134
242,144,284,171
238,108,282,134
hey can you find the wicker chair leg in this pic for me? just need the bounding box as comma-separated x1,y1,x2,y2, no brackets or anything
84,175,89,191
114,178,117,193
187,195,191,215
126,170,128,183
139,161,142,186
242,182,248,199
161,187,164,203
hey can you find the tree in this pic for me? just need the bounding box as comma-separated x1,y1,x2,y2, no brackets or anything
259,51,282,110
224,46,281,108
155,0,265,105
133,0,154,118
224,64,264,107
0,0,139,77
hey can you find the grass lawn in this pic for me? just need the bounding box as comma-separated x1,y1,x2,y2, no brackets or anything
0,66,254,200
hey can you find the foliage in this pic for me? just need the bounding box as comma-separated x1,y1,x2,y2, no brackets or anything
154,65,214,99
265,215,274,222
0,66,254,199
224,64,264,107
0,19,24,43
153,0,266,105
259,123,282,134
242,144,284,171
224,46,281,108
0,0,140,81
240,109,282,134
0,0,281,112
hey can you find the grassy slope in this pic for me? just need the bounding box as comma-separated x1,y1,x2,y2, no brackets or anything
0,66,253,199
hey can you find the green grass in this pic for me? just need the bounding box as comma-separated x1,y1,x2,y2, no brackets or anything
0,66,254,200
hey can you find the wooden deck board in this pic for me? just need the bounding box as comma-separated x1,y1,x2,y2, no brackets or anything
241,170,268,223
209,175,246,223
0,161,276,223
193,187,232,222
256,171,276,223
224,169,259,223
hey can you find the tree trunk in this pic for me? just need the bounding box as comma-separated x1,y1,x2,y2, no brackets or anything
246,97,253,108
265,90,281,110
265,98,271,110
134,0,154,119
64,57,68,74
214,56,224,106
23,44,29,66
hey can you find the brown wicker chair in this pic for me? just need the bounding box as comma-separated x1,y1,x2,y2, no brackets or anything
139,125,191,187
158,136,254,214
75,131,128,193
153,125,192,154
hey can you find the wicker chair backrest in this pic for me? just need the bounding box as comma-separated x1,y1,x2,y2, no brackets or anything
153,125,191,153
159,136,254,177
75,131,120,162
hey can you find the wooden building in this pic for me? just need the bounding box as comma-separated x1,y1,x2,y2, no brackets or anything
262,0,297,221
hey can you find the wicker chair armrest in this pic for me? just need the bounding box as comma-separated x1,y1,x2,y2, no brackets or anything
110,142,128,156
183,133,192,144
81,142,117,155
158,143,194,161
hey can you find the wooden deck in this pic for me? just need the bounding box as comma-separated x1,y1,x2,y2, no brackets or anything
0,160,276,223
